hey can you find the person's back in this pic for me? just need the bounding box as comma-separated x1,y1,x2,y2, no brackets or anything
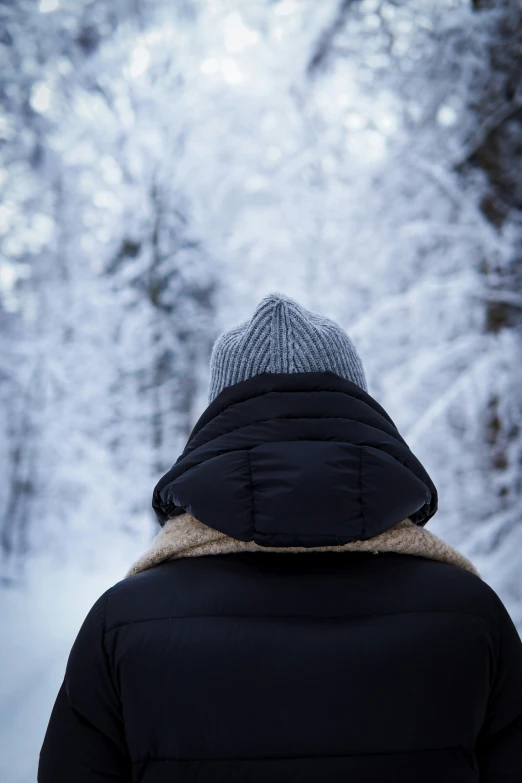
39,294,522,782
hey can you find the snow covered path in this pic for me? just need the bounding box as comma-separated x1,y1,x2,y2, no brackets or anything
0,560,131,783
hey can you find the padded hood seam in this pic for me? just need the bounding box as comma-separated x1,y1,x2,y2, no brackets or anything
172,415,405,487
194,383,398,431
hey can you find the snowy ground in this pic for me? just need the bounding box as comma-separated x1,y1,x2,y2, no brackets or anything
0,551,141,783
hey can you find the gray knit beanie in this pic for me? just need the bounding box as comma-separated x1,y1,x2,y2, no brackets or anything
208,293,367,402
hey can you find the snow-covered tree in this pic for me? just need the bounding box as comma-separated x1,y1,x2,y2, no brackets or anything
2,2,522,779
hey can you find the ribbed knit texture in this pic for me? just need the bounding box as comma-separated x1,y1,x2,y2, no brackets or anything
208,292,367,402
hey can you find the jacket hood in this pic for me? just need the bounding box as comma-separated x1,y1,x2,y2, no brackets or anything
152,370,438,547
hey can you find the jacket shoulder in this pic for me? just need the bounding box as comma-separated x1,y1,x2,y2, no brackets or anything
103,560,191,632
101,552,507,633
388,553,508,629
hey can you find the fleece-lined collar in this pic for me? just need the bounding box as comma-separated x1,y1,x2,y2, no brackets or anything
126,511,479,578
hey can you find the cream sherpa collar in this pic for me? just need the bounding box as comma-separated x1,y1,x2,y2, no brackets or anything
127,512,479,578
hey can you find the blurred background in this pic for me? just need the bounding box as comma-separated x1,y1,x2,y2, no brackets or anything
1,0,521,779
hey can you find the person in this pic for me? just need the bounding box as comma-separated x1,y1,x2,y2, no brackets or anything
39,293,522,782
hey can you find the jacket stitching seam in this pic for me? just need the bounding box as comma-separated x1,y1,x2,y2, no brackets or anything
104,609,491,635
359,446,366,538
246,449,256,537
131,744,471,764
101,588,126,712
226,531,366,540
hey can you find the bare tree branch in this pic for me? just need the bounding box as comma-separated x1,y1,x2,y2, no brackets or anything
477,289,522,309
306,0,360,77
453,100,522,170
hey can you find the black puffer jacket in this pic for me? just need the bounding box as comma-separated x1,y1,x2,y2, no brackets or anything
39,371,522,782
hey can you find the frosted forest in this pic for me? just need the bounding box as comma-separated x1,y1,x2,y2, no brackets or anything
1,0,522,780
